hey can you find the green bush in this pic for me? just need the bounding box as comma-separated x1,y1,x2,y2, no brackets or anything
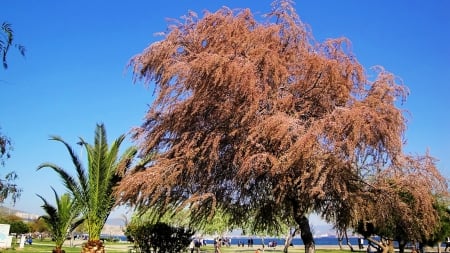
11,220,30,234
126,222,194,253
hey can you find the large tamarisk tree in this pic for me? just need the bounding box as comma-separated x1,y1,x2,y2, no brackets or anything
116,1,413,252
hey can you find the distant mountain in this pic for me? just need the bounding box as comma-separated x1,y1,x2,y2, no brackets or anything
0,206,40,221
313,224,336,237
106,218,126,226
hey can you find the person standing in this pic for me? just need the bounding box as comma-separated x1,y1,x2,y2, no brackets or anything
214,238,222,253
358,237,364,250
189,239,195,253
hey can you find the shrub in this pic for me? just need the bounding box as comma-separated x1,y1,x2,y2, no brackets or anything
126,222,194,253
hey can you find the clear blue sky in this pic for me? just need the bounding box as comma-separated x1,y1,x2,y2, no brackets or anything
2,0,449,229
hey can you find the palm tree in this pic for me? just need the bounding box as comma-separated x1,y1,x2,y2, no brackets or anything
37,188,84,253
37,123,138,253
1,22,25,69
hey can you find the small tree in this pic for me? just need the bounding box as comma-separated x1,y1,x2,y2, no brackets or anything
0,214,29,234
0,171,21,204
37,188,84,253
28,218,49,235
9,221,29,235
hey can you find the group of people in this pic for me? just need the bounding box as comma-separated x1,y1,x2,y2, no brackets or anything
237,237,255,247
25,235,32,245
18,234,33,248
189,237,227,253
213,238,260,253
268,240,278,248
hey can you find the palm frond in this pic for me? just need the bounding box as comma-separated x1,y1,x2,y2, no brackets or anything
1,22,25,69
37,193,58,225
36,162,84,204
1,23,13,44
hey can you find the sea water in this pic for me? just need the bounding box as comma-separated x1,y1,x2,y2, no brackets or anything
110,235,365,247
203,236,362,247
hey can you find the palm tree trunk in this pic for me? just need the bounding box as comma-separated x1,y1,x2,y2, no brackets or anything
81,240,105,253
52,247,66,253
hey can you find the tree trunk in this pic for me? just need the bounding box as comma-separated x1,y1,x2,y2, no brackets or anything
398,240,407,253
367,237,390,253
337,229,344,250
343,232,355,251
283,227,298,253
387,240,395,253
297,216,315,253
81,240,105,253
418,242,424,253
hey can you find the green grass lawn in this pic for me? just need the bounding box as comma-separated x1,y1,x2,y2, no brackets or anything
0,239,129,253
0,239,352,253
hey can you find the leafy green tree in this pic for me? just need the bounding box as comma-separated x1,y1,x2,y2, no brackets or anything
28,218,49,234
0,129,12,166
199,208,232,236
0,171,21,204
37,188,84,253
135,206,230,236
0,129,22,207
9,220,29,235
0,214,29,234
423,202,450,249
37,123,138,253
